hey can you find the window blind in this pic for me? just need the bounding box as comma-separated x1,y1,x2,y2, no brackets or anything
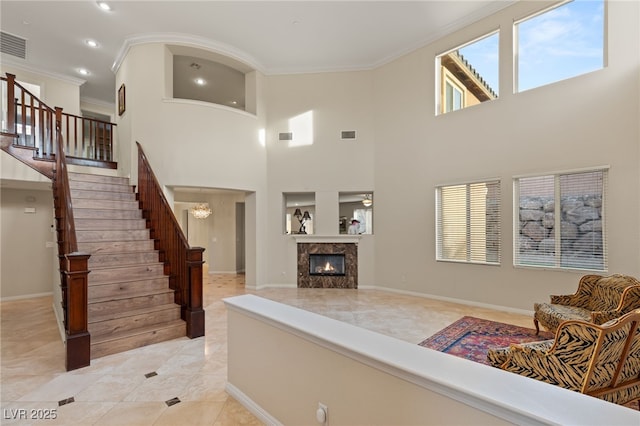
514,168,607,271
436,180,501,265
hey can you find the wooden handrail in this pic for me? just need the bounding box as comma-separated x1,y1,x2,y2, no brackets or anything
1,73,117,168
1,73,91,371
136,142,205,338
52,108,91,371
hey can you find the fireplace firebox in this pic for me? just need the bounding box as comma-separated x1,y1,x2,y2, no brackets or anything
309,254,345,276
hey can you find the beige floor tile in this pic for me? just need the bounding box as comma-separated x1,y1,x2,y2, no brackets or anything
1,273,541,425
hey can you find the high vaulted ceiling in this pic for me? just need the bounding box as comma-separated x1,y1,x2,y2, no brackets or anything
0,1,514,107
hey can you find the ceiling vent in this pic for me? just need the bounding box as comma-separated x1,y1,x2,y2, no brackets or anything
0,32,27,59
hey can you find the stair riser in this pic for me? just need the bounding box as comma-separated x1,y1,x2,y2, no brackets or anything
88,306,181,337
90,323,186,359
89,264,166,284
89,292,175,317
71,189,136,201
78,240,155,253
73,208,142,220
89,278,169,300
68,172,188,360
75,218,147,230
72,199,139,210
77,230,150,242
89,252,159,268
69,180,133,193
69,172,130,186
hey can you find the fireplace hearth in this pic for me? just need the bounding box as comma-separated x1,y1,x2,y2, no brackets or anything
297,242,357,288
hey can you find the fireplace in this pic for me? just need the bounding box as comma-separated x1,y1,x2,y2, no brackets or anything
297,241,357,288
309,254,345,276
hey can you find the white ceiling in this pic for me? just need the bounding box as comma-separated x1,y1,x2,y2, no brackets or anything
0,1,515,106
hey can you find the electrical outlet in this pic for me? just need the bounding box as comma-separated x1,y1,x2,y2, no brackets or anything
316,402,328,424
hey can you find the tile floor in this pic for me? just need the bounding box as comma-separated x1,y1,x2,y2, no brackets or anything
1,274,536,425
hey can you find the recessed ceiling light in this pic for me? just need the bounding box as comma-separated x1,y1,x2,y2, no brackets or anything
85,39,99,48
97,2,111,11
78,68,90,76
194,78,206,86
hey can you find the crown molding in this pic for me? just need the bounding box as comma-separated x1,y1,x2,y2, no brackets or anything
0,56,86,86
111,32,265,75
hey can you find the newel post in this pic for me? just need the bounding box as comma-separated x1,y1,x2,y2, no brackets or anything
185,247,205,338
64,252,91,371
6,73,16,135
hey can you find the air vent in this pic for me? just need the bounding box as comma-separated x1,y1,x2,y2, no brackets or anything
341,130,356,140
279,132,293,141
0,31,26,59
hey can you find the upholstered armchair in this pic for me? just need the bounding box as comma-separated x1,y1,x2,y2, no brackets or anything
533,274,640,335
487,310,640,406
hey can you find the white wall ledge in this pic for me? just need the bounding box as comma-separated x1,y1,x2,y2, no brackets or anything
292,234,361,243
224,294,638,426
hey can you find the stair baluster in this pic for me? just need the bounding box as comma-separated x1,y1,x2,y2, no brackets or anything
136,142,205,338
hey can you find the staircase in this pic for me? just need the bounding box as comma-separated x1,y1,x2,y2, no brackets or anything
69,171,186,359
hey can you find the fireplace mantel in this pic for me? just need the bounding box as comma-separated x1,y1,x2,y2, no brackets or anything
292,235,361,244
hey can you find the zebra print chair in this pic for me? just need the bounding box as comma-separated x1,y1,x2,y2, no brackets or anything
533,274,640,335
487,309,640,406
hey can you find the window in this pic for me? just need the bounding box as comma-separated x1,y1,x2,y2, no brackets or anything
436,180,501,264
515,0,604,92
514,168,607,271
444,77,464,113
436,31,499,115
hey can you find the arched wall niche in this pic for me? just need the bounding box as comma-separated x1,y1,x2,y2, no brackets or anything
168,44,256,112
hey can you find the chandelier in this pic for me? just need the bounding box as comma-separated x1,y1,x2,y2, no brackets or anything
190,203,212,219
362,194,373,207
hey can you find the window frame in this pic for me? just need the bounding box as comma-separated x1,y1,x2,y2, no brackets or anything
435,178,501,266
435,29,500,116
513,0,605,93
513,166,608,272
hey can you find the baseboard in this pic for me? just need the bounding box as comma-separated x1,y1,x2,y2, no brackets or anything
52,300,66,342
225,382,282,426
0,291,52,302
373,285,534,316
254,283,534,316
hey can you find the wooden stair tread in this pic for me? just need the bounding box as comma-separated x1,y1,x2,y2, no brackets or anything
90,319,185,345
89,303,180,324
88,262,164,271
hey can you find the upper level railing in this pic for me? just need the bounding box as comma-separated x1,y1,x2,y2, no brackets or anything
1,73,116,168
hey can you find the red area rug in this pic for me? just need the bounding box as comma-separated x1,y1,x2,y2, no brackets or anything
418,316,554,365
420,316,640,410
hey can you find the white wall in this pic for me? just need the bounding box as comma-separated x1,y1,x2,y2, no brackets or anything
371,0,640,310
2,1,638,313
115,42,268,287
175,191,246,273
264,71,376,287
0,188,55,300
0,64,82,116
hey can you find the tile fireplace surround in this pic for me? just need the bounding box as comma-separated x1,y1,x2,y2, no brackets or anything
297,240,358,288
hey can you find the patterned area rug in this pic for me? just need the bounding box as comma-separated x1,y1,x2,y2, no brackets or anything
419,316,640,410
418,316,554,365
